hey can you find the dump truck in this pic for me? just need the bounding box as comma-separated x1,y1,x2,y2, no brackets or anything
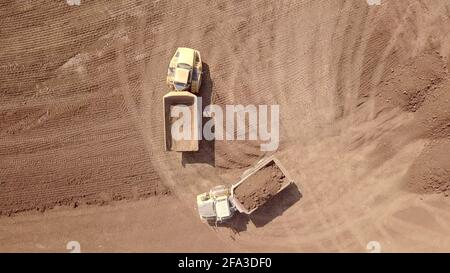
164,47,202,152
166,47,202,93
196,156,294,223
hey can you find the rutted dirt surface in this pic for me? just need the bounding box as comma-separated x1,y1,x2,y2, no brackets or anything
375,50,447,113
1,0,450,252
234,161,286,212
406,140,450,196
0,1,170,215
0,197,238,252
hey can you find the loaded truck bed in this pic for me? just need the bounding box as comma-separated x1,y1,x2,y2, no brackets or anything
231,157,293,214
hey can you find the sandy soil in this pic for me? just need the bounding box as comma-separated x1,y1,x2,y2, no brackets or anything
0,197,238,252
1,0,450,252
234,161,286,211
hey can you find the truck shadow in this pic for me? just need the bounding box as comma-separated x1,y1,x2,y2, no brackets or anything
182,63,215,167
250,183,302,227
223,183,302,233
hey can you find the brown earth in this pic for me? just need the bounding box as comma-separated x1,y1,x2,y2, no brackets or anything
1,0,450,252
0,196,239,252
234,161,286,212
375,50,447,113
406,140,450,196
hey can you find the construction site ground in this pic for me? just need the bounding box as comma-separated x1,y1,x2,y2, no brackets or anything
1,0,450,252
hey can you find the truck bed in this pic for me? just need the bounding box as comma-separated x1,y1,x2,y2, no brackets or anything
231,157,294,214
163,91,199,152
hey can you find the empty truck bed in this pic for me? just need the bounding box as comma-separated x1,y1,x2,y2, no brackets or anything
163,91,199,152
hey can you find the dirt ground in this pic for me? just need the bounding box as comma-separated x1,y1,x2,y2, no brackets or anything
0,196,239,252
1,0,450,252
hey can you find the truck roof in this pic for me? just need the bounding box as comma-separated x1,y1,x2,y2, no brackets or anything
174,67,190,84
215,197,231,219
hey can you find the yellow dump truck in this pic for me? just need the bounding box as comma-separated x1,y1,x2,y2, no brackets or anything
196,156,294,223
164,47,202,152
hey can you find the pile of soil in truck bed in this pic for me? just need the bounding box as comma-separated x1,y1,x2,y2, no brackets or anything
233,161,287,212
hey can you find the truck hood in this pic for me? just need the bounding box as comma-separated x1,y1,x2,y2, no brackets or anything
177,48,195,66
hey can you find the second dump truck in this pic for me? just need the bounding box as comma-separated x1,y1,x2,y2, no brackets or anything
163,47,202,152
196,156,294,223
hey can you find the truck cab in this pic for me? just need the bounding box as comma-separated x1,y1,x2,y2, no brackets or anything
167,47,202,93
196,185,235,223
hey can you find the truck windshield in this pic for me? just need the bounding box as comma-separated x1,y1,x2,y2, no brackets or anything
177,63,192,69
174,82,189,90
